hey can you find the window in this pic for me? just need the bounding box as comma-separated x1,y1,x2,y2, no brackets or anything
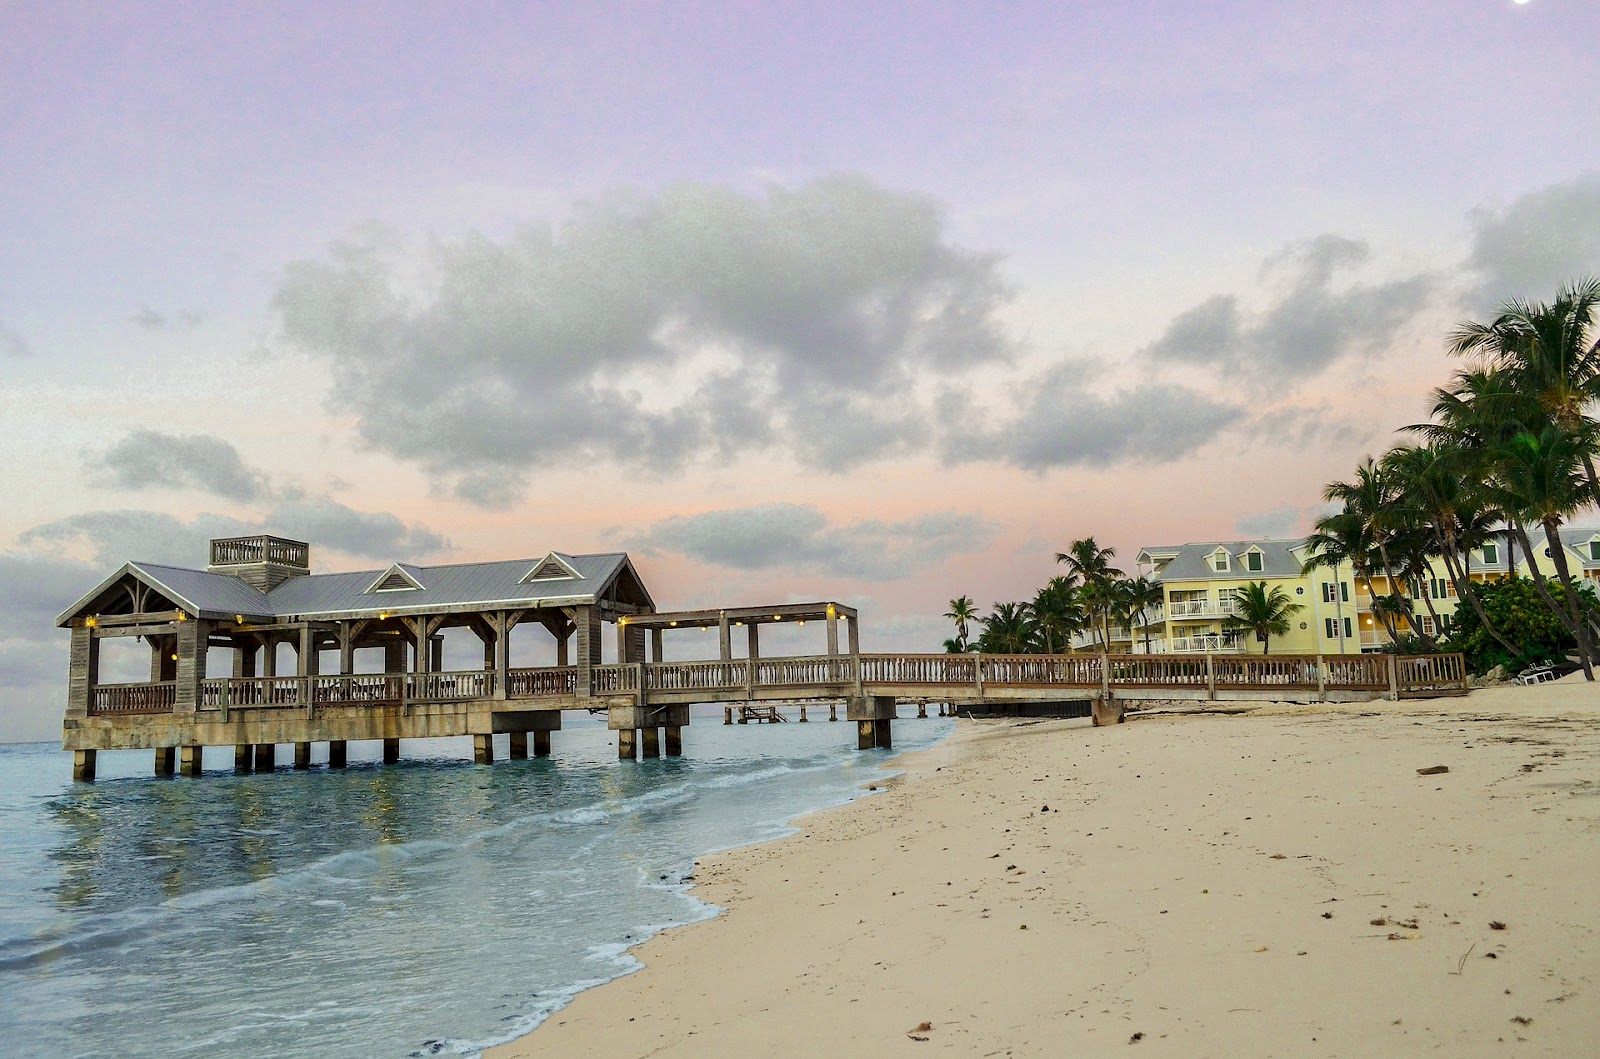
1345,617,1353,639
1429,577,1455,600
1590,541,1600,561
1341,582,1350,602
1245,551,1263,572
1325,617,1353,640
1482,542,1498,565
1213,550,1230,572
1420,616,1435,636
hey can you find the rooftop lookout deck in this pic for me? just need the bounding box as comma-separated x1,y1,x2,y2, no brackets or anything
57,535,1468,781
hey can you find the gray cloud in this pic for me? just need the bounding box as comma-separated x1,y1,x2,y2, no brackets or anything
624,502,996,581
92,429,267,502
1467,173,1600,308
1144,234,1435,378
1,322,32,358
268,491,451,558
1235,505,1302,539
0,551,105,742
949,362,1244,472
274,175,1013,503
132,306,204,331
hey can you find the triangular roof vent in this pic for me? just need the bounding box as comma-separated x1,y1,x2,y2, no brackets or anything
522,552,582,583
366,564,425,594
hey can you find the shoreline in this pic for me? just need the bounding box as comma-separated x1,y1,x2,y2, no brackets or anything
489,679,1600,1056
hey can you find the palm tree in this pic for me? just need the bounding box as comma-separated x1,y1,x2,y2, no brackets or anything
944,595,979,650
1026,577,1085,654
1224,582,1304,655
1481,426,1597,679
1304,508,1392,643
1118,575,1165,654
1451,277,1600,507
1056,537,1123,649
1322,458,1423,639
977,602,1038,655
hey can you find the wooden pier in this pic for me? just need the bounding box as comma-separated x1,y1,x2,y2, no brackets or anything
57,535,1470,781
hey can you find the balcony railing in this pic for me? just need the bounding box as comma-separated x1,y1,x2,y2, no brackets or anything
1166,599,1241,618
1168,635,1246,653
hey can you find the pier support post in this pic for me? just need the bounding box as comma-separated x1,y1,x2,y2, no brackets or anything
847,695,896,750
383,738,400,764
508,731,529,760
234,744,253,773
328,741,347,769
72,749,96,782
642,727,661,758
737,710,748,724
665,726,682,757
533,729,551,757
917,703,928,718
724,706,733,725
293,742,312,770
180,745,203,776
856,720,875,750
1091,695,1125,726
618,729,638,760
473,734,495,765
254,743,275,772
799,705,808,722
155,747,176,777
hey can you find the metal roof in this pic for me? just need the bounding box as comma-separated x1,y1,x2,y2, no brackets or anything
58,551,652,626
1147,539,1309,583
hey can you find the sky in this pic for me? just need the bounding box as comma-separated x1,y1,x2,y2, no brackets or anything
3,0,1599,740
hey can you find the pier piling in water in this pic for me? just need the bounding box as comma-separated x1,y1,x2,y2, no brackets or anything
180,745,203,776
383,739,400,764
473,734,495,764
293,742,312,769
328,740,347,768
665,726,682,756
617,729,637,760
234,745,252,772
155,747,176,777
508,731,529,759
254,743,275,772
533,729,551,757
641,727,661,758
72,750,95,782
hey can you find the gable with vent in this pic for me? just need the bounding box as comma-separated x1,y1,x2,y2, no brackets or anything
366,564,425,593
522,552,582,583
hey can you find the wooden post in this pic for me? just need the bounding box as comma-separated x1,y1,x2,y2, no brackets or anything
829,704,837,721
533,729,551,757
799,705,808,722
293,742,312,769
651,628,664,663
1205,654,1216,700
328,741,347,768
254,743,275,771
874,718,893,749
383,738,400,764
724,706,733,725
718,613,732,662
174,618,204,715
180,745,204,776
1316,654,1327,701
234,744,252,772
826,609,839,665
618,728,638,760
917,703,928,718
857,719,875,750
1099,651,1111,703
508,731,529,759
975,653,984,698
575,606,603,697
747,623,760,659
67,625,98,721
155,747,176,777
473,734,495,765
665,726,682,756
72,749,96,782
642,727,661,758
1386,653,1400,699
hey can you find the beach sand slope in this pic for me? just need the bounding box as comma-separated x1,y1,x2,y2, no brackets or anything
494,680,1600,1057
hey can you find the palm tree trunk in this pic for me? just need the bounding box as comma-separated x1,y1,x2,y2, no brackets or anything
1511,520,1590,647
1440,545,1521,659
1416,578,1446,646
1541,516,1597,680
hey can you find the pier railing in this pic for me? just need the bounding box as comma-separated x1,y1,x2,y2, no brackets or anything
90,652,1470,715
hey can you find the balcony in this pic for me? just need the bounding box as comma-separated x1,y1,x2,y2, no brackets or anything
1168,635,1246,653
1166,599,1241,619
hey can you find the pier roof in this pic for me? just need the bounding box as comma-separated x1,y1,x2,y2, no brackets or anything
57,551,654,626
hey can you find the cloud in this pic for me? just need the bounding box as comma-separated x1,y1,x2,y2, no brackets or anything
131,306,204,330
91,429,268,502
0,551,104,742
1467,173,1600,308
267,491,452,558
1234,505,1302,539
1,322,32,358
1143,233,1435,379
274,175,1014,503
623,502,995,581
949,362,1244,472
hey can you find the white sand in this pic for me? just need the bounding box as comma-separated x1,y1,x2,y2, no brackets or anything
491,676,1600,1057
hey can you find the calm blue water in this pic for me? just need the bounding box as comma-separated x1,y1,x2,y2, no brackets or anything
0,709,952,1057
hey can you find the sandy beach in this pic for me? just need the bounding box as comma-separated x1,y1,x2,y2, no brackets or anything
492,678,1600,1057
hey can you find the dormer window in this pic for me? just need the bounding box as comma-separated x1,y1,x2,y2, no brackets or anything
1244,549,1263,572
1589,539,1600,562
522,552,581,583
1212,549,1231,573
1482,542,1498,565
366,564,424,593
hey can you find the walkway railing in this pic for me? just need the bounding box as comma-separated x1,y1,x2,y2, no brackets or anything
90,652,1470,715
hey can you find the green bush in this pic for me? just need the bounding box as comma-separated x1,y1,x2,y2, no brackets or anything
1446,576,1594,675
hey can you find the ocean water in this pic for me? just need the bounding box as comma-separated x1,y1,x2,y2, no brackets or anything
0,709,952,1058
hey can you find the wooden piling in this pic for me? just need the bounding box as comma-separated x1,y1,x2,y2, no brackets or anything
72,749,96,782
799,705,808,722
155,747,176,777
293,742,312,769
724,706,733,725
473,734,495,764
508,731,529,759
829,704,837,721
383,738,400,764
254,743,275,771
618,729,638,760
180,745,203,776
664,726,682,757
234,744,253,772
642,727,661,758
533,729,552,757
328,741,347,769
917,703,928,718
